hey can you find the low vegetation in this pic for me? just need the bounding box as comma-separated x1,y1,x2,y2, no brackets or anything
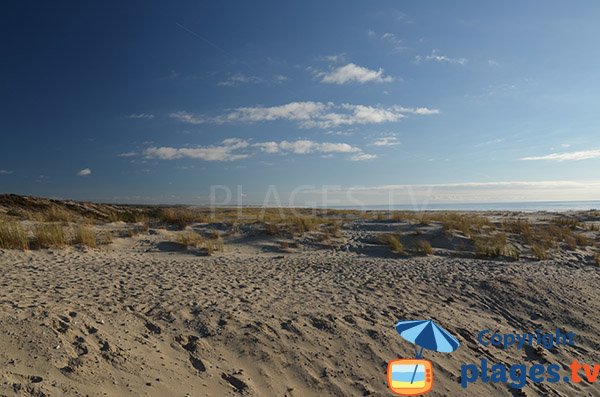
532,244,549,261
473,233,519,260
34,223,66,248
73,225,97,247
413,239,433,256
0,222,28,250
1,195,599,262
160,208,206,229
176,230,224,254
378,233,405,254
177,231,205,248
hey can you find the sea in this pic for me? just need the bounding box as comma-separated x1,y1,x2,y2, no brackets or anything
328,201,600,212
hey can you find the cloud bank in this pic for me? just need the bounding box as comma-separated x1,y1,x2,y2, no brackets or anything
521,149,600,162
320,63,394,84
170,102,439,129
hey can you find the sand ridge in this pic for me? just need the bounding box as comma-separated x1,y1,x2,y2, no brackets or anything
1,212,600,396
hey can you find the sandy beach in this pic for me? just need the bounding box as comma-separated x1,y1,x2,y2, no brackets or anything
1,196,599,396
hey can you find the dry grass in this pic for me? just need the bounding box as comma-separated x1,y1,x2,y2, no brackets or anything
0,222,29,250
107,210,150,224
291,216,320,234
34,223,66,248
73,225,97,247
502,220,535,243
43,206,74,222
96,232,113,246
473,233,519,259
532,244,549,261
438,213,492,237
204,239,224,254
326,222,342,238
264,223,280,236
413,239,433,256
595,253,600,266
177,231,205,248
176,231,224,254
565,235,578,250
378,233,405,254
160,208,206,229
574,233,591,247
552,217,581,230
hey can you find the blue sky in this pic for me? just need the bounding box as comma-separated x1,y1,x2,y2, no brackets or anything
1,1,600,205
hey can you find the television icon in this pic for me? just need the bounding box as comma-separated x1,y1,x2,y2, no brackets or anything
387,359,434,396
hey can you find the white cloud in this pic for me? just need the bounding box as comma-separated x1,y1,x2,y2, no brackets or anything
117,152,138,157
320,63,394,85
77,168,92,177
380,32,404,52
520,149,600,162
415,49,467,65
171,102,439,129
0,169,13,175
253,142,281,154
368,30,404,51
220,101,327,123
392,106,440,115
320,53,346,63
254,140,360,155
217,73,262,87
350,153,378,161
169,111,205,124
143,139,250,161
128,113,154,119
370,136,400,146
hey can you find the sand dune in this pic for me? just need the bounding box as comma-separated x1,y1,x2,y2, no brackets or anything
1,199,600,396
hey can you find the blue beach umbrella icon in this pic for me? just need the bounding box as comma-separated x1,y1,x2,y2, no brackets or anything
395,319,460,384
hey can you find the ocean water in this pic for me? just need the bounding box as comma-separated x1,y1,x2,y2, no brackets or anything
329,201,600,212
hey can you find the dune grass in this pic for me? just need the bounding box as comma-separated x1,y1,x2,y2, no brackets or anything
73,225,97,247
43,206,74,222
34,223,66,248
177,231,205,248
532,244,549,261
473,233,519,259
264,223,280,236
378,233,405,254
177,230,224,254
160,208,207,229
204,239,224,254
413,239,433,256
437,213,492,237
0,222,29,250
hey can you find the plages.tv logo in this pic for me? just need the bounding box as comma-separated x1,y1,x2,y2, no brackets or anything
387,319,460,396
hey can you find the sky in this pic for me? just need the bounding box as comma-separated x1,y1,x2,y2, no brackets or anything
1,1,600,206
